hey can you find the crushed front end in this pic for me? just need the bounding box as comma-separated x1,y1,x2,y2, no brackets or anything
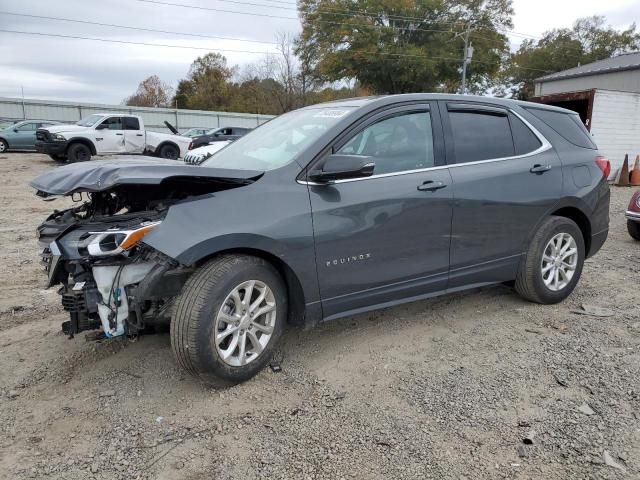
31,159,262,340
37,188,191,339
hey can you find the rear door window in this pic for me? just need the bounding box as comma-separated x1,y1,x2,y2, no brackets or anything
123,117,140,130
525,108,596,149
447,106,514,163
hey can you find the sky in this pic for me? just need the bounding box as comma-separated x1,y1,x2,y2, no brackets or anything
0,0,638,104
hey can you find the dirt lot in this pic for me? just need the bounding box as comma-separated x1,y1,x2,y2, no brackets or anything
0,152,638,480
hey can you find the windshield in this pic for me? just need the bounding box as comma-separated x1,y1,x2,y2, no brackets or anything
76,115,105,127
200,106,355,170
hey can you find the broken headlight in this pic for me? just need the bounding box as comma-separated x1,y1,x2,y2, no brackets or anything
81,221,161,257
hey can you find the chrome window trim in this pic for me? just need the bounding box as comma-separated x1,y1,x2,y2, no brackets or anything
298,108,552,186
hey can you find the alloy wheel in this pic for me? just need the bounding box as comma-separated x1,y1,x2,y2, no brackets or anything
214,280,276,367
541,232,578,291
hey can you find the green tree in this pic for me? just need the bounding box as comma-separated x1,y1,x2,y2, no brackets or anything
295,0,514,94
173,53,236,110
508,16,639,99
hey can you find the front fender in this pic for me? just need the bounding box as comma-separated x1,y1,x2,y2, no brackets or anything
141,177,320,305
66,137,97,155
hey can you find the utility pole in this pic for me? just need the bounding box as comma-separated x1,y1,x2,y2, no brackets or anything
21,86,26,119
461,25,474,94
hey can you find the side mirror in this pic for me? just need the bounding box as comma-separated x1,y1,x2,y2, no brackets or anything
95,123,109,130
13,128,18,133
308,154,375,183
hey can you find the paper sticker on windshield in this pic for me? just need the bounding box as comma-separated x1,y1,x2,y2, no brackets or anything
313,109,350,119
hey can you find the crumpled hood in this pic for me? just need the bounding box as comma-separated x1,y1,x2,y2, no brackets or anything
30,156,263,196
41,124,92,135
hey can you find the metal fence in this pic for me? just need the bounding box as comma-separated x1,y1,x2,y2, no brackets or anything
0,97,274,133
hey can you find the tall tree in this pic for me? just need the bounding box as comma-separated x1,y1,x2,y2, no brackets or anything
295,0,514,94
123,75,174,107
174,53,236,110
508,16,639,99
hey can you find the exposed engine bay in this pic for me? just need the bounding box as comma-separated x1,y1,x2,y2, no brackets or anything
32,161,262,340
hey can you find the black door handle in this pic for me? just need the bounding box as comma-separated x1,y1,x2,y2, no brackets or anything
417,180,447,192
530,164,552,174
136,133,144,137
115,133,124,136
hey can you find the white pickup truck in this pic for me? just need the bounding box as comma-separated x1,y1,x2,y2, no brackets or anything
35,113,192,162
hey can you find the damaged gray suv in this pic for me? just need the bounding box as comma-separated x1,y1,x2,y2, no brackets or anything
32,94,610,386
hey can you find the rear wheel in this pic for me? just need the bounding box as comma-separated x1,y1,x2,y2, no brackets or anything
628,220,640,241
171,255,286,387
159,144,179,160
67,143,91,162
0,139,8,153
515,216,585,304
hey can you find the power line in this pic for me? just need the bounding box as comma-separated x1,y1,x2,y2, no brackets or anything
134,0,589,58
0,11,280,45
134,0,471,36
0,28,553,73
0,29,277,54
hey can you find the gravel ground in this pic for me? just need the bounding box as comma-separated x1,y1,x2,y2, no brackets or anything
0,152,639,480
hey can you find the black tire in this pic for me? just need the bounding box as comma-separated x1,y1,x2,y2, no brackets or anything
67,143,91,162
171,254,287,387
628,220,640,241
515,216,585,304
48,154,67,162
158,144,179,160
0,139,8,153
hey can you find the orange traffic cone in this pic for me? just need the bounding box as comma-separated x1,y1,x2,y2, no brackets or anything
630,155,640,186
615,154,631,186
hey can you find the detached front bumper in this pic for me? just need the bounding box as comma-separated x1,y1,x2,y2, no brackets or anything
35,140,68,155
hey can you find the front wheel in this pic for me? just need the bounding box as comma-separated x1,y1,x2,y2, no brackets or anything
67,143,91,162
515,216,585,304
628,220,640,241
171,255,287,387
0,139,8,153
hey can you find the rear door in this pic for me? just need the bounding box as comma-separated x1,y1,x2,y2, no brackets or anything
308,103,453,319
123,117,145,153
441,102,562,288
95,116,125,154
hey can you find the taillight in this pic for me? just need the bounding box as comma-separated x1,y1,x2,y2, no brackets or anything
595,156,611,179
188,142,193,150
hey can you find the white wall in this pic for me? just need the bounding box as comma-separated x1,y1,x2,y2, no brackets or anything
536,69,640,96
0,97,274,133
591,90,640,171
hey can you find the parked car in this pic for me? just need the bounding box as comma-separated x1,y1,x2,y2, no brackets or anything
35,114,191,162
190,126,251,149
626,190,640,240
0,120,61,152
183,141,231,165
31,94,610,386
181,127,210,138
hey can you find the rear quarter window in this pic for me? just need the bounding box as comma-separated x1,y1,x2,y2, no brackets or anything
525,108,596,149
509,113,542,155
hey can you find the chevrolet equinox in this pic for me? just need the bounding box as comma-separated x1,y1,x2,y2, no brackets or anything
31,94,610,386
